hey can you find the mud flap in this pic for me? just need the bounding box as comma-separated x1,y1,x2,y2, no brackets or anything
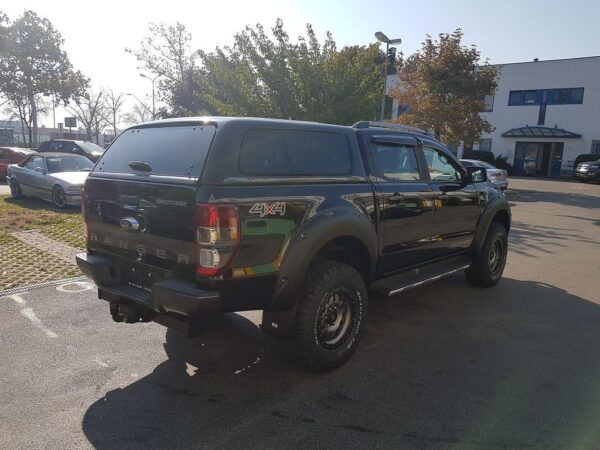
261,306,297,339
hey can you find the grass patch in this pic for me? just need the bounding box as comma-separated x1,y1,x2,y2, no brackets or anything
0,195,85,249
0,232,81,290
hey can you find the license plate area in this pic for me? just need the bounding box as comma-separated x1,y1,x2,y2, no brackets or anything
121,264,162,293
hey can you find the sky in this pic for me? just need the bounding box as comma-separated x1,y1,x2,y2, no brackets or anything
3,0,600,127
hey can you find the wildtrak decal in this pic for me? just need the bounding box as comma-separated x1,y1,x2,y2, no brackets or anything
249,202,286,217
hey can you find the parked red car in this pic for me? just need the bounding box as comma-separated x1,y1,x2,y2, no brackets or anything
0,147,34,180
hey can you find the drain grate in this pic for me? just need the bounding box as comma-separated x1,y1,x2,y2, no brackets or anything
0,276,90,297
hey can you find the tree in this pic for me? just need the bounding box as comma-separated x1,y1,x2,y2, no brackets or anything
103,89,125,136
197,20,385,124
122,99,153,125
0,10,88,146
389,29,497,145
68,90,108,143
126,22,211,116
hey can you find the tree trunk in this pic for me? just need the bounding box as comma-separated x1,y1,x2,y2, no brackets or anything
29,92,38,147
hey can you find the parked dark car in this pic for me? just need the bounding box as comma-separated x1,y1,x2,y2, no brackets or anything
574,159,600,183
77,117,511,372
37,139,105,162
7,152,93,207
460,159,509,191
0,147,34,180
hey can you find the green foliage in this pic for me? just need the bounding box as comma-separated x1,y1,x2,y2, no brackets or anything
462,150,495,163
0,10,88,145
492,154,513,175
390,29,497,145
126,22,212,117
130,19,385,124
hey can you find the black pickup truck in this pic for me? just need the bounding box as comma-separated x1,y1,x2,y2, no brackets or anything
76,117,510,371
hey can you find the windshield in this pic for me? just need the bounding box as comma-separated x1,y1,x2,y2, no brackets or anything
45,155,95,173
78,141,105,155
94,125,216,179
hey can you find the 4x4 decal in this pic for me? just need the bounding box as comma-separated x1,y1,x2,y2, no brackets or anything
249,202,286,217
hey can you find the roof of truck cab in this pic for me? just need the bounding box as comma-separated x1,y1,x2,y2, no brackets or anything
133,116,351,131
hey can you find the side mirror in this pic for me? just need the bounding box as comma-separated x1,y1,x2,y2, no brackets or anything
467,167,487,183
34,167,47,175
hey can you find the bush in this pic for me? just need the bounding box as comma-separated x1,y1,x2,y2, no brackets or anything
462,150,494,163
492,155,514,175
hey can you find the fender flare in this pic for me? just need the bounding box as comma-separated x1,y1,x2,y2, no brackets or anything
268,206,378,312
470,199,511,254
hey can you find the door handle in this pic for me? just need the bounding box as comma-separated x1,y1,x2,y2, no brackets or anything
389,192,406,201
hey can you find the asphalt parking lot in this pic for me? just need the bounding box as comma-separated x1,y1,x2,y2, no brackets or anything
1,178,599,449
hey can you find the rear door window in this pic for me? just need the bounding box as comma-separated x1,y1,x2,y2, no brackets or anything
239,129,351,176
94,125,216,179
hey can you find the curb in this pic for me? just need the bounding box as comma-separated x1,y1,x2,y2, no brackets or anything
0,276,90,297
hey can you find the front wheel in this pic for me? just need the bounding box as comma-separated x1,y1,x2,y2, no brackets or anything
9,179,21,198
465,223,508,287
52,185,67,208
292,260,368,372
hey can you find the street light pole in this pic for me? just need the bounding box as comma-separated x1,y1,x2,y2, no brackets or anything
139,73,160,119
375,32,402,121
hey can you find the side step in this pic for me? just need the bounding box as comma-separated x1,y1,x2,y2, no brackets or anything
371,254,471,296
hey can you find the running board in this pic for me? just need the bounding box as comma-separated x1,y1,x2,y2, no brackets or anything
371,255,471,296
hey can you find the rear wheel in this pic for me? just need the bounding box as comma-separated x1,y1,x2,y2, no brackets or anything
292,260,368,372
52,185,67,208
9,179,21,198
465,223,508,287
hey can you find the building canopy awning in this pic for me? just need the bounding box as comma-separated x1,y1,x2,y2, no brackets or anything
502,126,582,138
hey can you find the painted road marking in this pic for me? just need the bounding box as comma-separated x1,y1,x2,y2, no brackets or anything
56,281,94,293
9,295,58,339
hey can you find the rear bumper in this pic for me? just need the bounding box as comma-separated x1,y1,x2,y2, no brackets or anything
75,252,221,318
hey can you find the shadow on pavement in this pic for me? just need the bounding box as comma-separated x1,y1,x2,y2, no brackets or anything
508,220,600,256
509,189,600,210
82,277,600,449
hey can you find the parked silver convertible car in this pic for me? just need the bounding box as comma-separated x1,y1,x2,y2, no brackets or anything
6,152,93,207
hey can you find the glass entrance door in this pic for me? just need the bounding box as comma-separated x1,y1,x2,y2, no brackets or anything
514,142,563,177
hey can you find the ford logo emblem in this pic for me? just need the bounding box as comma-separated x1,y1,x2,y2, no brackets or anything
120,217,140,232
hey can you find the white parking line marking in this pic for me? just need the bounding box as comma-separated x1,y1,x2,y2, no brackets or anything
9,294,25,304
20,308,58,338
94,358,109,368
56,281,94,293
9,294,58,338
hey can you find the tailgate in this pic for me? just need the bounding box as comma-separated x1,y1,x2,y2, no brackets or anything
84,177,197,277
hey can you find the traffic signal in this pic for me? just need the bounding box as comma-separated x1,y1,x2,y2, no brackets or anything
387,47,397,65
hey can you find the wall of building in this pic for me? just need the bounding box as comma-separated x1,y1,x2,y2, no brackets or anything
387,56,600,175
478,56,600,172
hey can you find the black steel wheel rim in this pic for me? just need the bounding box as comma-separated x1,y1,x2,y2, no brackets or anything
316,288,357,350
488,238,504,274
53,187,66,207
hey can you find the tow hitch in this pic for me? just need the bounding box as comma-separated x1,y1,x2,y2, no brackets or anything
109,301,153,323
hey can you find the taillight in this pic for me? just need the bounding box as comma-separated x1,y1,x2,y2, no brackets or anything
194,203,240,277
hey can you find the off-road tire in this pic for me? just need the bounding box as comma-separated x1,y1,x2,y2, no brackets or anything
292,260,368,372
52,185,67,208
9,179,21,198
465,223,508,288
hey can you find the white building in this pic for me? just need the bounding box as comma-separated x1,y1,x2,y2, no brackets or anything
388,56,600,177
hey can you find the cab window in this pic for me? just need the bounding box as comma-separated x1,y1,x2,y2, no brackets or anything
27,156,46,171
423,147,462,182
372,144,421,181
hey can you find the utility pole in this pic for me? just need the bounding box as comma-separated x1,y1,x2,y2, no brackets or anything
139,73,161,119
375,32,402,121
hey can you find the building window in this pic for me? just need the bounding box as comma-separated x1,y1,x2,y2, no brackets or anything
479,138,492,152
508,87,584,106
592,141,600,155
483,94,494,112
